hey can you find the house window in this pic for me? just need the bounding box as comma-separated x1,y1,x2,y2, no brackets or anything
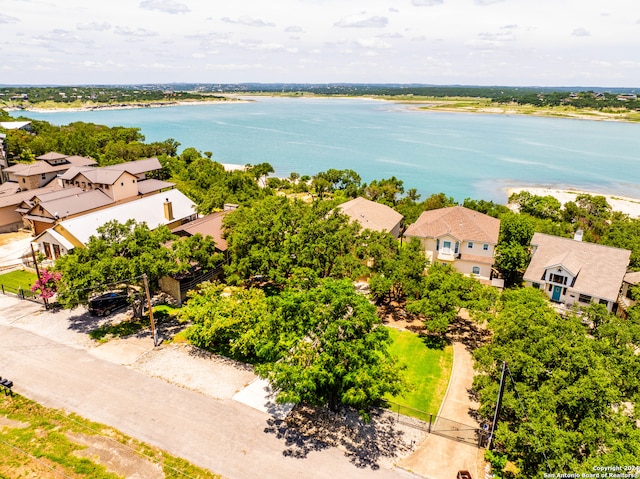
41,173,46,180
550,273,566,285
599,299,608,306
468,242,473,249
121,182,124,186
22,178,26,183
443,240,452,252
105,184,109,189
626,287,635,300
532,282,541,289
43,242,52,260
472,266,480,275
483,243,489,251
436,239,440,250
578,294,592,303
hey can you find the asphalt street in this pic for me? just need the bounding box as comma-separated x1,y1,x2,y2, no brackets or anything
0,296,418,479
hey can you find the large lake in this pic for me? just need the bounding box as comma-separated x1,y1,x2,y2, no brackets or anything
14,97,640,203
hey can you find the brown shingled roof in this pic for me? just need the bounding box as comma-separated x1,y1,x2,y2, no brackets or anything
171,210,228,251
404,205,500,244
337,197,403,235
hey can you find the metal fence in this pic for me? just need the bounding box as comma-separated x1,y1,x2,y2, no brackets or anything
0,283,45,304
386,401,487,448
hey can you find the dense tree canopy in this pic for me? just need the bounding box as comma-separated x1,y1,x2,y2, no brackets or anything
474,288,640,477
54,220,220,307
223,196,369,285
179,279,406,418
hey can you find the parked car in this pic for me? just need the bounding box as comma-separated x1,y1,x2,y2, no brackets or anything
88,292,129,316
457,471,472,479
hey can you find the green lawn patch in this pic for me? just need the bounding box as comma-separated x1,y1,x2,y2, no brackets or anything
0,269,37,293
385,327,453,421
0,393,221,478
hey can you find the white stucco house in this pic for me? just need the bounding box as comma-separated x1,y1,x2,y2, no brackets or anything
403,205,500,281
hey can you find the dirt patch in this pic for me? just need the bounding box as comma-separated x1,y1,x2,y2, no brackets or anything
0,415,29,429
68,431,164,479
133,343,256,399
0,231,32,247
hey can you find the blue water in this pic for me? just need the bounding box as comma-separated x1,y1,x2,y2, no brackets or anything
14,97,640,203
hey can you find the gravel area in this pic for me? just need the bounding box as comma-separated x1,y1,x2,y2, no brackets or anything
133,343,256,399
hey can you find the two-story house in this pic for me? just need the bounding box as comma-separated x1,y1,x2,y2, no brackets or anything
21,157,173,234
2,152,96,189
403,205,500,280
523,232,631,313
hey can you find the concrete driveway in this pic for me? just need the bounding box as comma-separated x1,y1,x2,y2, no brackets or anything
0,295,419,479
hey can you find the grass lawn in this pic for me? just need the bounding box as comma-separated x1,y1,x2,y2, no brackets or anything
385,327,453,421
0,269,38,293
0,393,221,479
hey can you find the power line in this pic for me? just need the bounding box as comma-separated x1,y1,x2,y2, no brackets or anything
0,436,74,478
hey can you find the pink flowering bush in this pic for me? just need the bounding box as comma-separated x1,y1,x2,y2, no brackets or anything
31,269,61,300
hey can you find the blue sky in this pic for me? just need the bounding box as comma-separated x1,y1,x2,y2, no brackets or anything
1,0,639,87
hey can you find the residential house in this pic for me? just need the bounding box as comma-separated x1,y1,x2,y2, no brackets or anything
523,232,631,313
160,207,236,304
22,157,173,234
2,152,96,188
618,271,640,318
0,183,61,233
336,197,404,238
403,205,500,280
32,188,197,261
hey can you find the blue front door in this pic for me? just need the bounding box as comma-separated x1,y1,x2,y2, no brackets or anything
552,285,562,302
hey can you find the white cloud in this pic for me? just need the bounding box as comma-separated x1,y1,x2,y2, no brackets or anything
474,0,506,5
221,16,276,27
285,25,303,33
356,38,392,49
114,27,158,37
572,27,591,37
0,14,20,24
334,13,388,28
139,0,189,14
411,0,443,6
77,21,111,31
35,29,92,44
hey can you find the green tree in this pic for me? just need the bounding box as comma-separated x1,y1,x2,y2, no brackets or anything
406,263,484,334
495,213,535,287
223,196,364,285
474,288,640,477
369,238,427,303
54,220,219,308
258,279,405,418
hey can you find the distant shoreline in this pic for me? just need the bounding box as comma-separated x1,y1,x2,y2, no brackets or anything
505,185,640,218
4,95,638,122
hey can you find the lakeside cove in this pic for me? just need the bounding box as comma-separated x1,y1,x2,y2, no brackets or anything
9,95,640,204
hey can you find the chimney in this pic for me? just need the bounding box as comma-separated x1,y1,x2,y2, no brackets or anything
163,198,174,221
574,229,583,242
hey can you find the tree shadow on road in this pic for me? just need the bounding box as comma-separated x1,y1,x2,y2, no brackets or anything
264,406,416,469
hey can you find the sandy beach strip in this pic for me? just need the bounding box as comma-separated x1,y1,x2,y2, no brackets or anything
506,186,640,218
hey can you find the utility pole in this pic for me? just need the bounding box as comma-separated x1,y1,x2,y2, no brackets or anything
487,360,507,450
142,273,157,347
30,243,48,309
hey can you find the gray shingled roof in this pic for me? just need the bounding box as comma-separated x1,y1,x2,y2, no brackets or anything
524,232,631,301
106,157,161,175
37,190,113,218
404,205,500,244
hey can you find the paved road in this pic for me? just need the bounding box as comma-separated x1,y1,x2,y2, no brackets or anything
0,297,418,479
